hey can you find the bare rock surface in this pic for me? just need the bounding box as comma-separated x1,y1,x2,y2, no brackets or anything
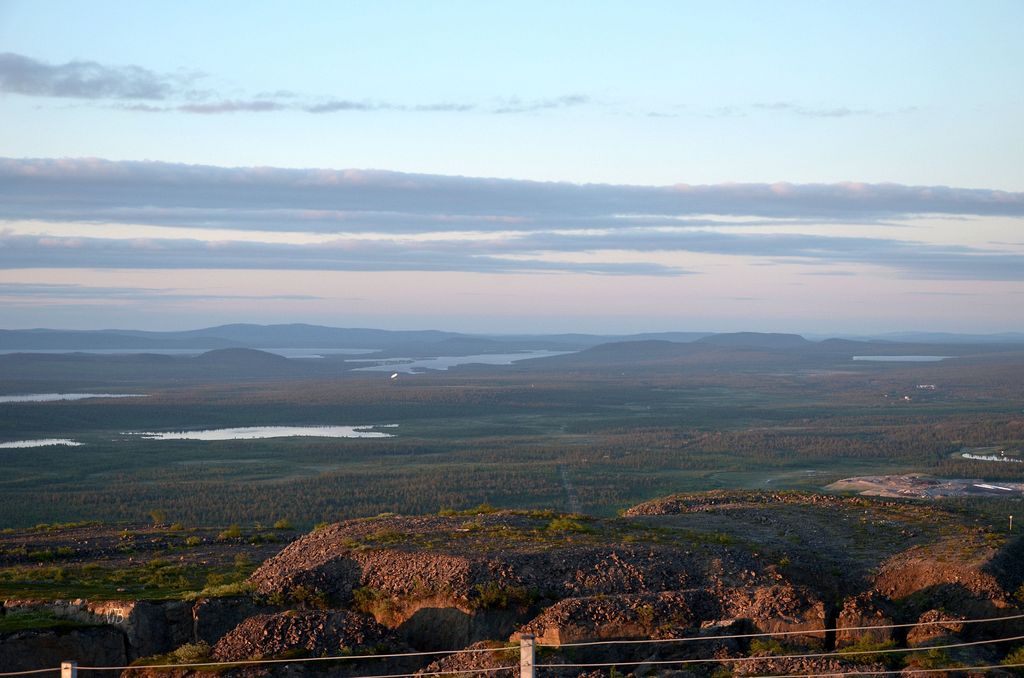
212,609,396,661
514,590,718,645
249,512,757,607
873,539,1011,617
735,656,886,677
720,582,827,643
836,591,896,646
906,609,968,647
417,640,520,676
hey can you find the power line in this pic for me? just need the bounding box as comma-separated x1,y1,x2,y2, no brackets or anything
743,661,1024,678
537,611,1024,648
76,644,516,671
9,611,1023,676
313,668,515,678
537,632,1024,669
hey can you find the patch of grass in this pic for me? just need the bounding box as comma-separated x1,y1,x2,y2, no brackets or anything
438,503,500,517
30,521,101,532
546,517,593,534
217,524,242,541
1003,645,1024,675
905,648,962,670
289,584,331,609
132,641,213,666
749,638,787,656
0,556,252,601
186,580,253,599
352,586,401,623
0,608,96,633
365,529,410,546
469,582,539,610
840,638,903,667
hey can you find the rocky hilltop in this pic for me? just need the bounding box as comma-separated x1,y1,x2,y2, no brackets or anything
2,492,1022,676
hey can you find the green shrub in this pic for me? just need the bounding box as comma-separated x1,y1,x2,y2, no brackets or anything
841,638,902,667
217,524,242,541
1003,646,1024,674
470,582,538,610
352,586,402,623
172,641,211,663
546,517,593,534
187,581,253,600
290,584,330,609
273,518,293,530
906,648,961,670
750,638,786,656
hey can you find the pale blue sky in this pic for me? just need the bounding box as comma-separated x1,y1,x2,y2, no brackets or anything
0,1,1021,333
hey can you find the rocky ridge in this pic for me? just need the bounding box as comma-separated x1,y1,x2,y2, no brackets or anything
2,492,1022,677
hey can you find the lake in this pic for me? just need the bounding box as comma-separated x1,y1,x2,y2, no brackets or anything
0,393,145,403
852,355,951,362
0,439,82,449
125,425,397,441
349,350,570,373
962,452,1023,464
0,348,378,358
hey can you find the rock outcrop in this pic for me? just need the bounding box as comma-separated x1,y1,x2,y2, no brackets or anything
836,591,895,646
721,583,827,644
513,590,717,646
192,596,275,646
906,609,967,647
0,626,127,672
3,494,1022,677
211,609,396,660
249,513,755,607
2,598,191,658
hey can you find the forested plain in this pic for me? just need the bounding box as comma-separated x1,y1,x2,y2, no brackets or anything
1,338,1023,528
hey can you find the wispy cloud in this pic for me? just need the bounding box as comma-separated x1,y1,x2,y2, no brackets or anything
0,52,194,100
0,282,321,301
0,233,684,276
492,95,590,114
177,100,288,114
1,226,1022,281
1,157,1022,281
1,158,1021,231
0,52,589,117
751,102,873,118
1,53,895,122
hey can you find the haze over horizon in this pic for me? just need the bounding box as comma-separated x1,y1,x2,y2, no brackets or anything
1,1,1022,334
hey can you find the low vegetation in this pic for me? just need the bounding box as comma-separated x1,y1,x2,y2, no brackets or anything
0,346,1022,530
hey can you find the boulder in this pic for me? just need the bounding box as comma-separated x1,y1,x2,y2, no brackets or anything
836,591,895,646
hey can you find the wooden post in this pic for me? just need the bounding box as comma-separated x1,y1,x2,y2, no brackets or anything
520,633,536,678
61,662,77,678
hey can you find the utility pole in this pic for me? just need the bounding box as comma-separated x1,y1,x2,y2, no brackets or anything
520,633,536,678
1010,515,1014,532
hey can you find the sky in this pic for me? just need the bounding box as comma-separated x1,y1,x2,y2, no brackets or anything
0,0,1022,334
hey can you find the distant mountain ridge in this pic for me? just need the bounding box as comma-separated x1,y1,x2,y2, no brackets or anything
1,324,1022,352
694,332,812,348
